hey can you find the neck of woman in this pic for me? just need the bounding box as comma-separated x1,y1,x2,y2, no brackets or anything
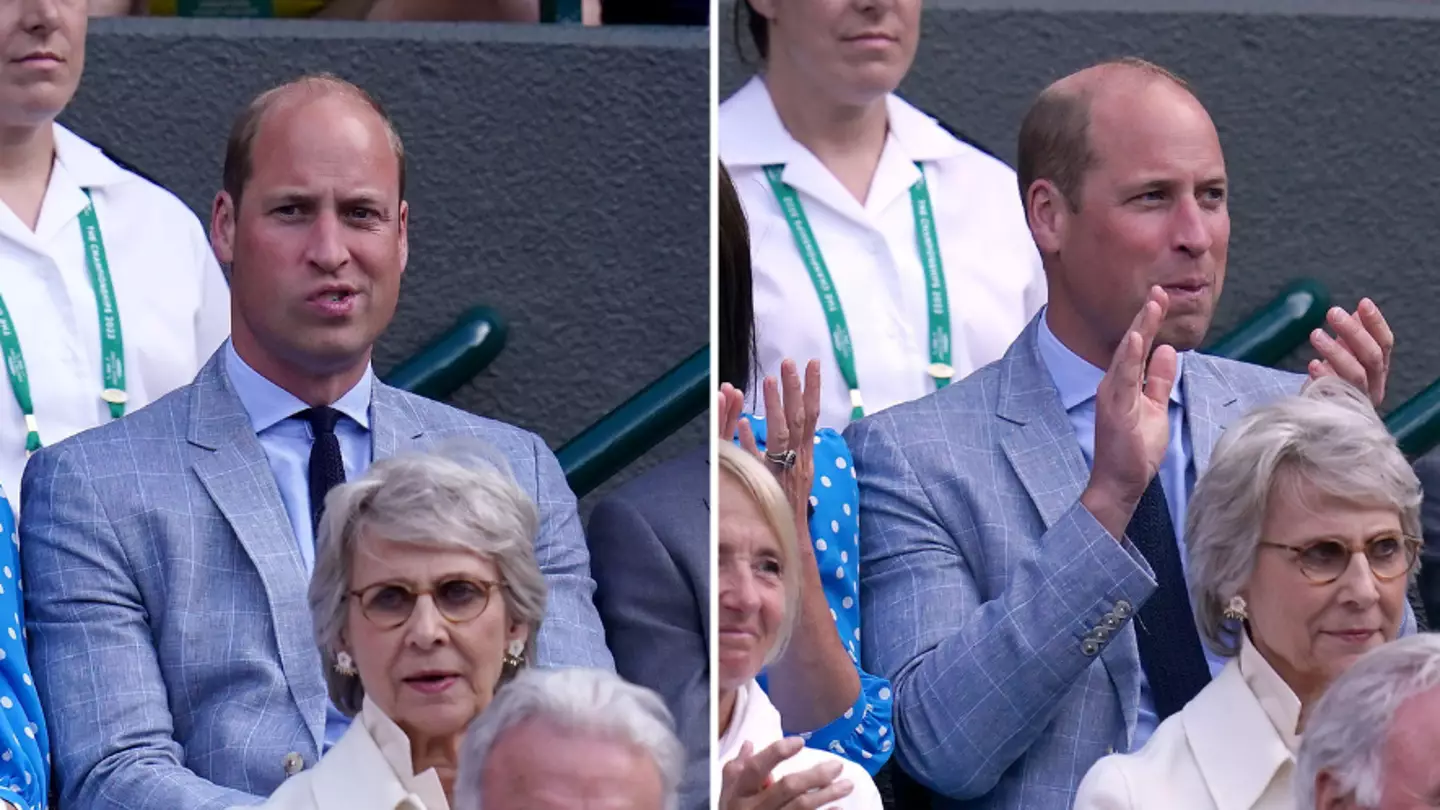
0,123,57,231
410,732,461,801
762,66,889,205
718,686,738,739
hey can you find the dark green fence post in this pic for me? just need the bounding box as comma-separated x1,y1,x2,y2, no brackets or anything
383,307,507,402
558,346,709,497
1387,379,1440,459
1206,279,1329,366
539,0,583,23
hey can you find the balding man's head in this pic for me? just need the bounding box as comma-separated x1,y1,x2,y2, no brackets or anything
1017,58,1194,211
1018,57,1229,369
221,73,406,209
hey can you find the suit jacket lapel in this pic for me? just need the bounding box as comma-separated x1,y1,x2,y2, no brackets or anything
1182,661,1293,810
1182,354,1240,478
307,721,420,809
186,353,329,751
996,318,1144,741
995,320,1092,530
370,383,426,462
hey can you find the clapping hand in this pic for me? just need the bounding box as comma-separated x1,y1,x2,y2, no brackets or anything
1307,298,1394,407
719,738,855,810
1082,287,1179,540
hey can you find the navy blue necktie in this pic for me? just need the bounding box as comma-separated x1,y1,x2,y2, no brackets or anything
1126,475,1211,719
300,407,346,533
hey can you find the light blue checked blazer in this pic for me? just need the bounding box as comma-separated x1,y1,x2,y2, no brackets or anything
845,316,1302,810
18,351,613,810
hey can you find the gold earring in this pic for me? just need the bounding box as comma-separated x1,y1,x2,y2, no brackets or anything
501,640,526,680
1223,596,1249,622
334,651,357,676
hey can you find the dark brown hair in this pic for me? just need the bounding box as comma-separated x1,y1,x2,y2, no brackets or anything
718,162,756,391
221,73,407,208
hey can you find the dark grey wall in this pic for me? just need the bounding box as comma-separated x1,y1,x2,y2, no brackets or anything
721,0,1440,411
69,18,708,508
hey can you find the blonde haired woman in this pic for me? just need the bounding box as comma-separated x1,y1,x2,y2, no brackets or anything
716,442,882,810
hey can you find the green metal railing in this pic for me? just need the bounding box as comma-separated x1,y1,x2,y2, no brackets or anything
384,307,507,401
540,0,583,22
558,346,709,497
1205,278,1330,365
1386,380,1440,458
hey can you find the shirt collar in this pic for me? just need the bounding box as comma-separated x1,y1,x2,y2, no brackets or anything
224,340,373,434
1238,631,1303,754
1036,306,1185,412
718,75,967,168
52,124,133,190
360,697,451,810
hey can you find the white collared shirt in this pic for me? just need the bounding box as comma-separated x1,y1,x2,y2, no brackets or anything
720,76,1047,430
0,124,230,506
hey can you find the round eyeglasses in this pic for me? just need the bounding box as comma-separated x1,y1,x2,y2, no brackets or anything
1258,534,1420,585
348,578,506,630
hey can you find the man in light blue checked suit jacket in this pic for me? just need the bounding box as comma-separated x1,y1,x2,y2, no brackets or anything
19,76,612,809
847,60,1398,809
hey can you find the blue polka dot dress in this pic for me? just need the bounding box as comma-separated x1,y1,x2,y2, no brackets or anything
0,491,48,809
743,416,895,775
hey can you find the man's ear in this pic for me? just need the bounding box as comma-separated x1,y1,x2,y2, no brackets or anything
747,0,778,23
1313,770,1359,810
1026,178,1068,256
211,191,237,266
397,200,409,275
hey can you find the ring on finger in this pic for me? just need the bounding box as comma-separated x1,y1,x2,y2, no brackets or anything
765,449,797,469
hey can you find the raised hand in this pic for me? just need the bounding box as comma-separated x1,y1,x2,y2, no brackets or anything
737,359,822,518
1308,298,1394,407
1082,287,1178,541
719,738,855,810
719,384,747,441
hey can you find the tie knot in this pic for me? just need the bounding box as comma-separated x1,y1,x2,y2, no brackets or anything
298,406,342,436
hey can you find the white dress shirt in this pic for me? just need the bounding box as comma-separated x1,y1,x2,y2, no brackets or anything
719,76,1047,430
0,124,229,506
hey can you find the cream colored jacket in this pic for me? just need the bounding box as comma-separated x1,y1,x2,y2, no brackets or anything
236,698,450,810
1074,637,1302,810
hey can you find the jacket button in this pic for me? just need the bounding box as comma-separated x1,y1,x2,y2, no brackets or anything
1082,639,1100,656
1114,600,1133,619
1093,627,1111,642
283,752,304,776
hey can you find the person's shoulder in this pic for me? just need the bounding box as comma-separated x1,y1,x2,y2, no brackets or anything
379,386,549,463
596,444,707,507
1189,353,1306,400
847,353,1011,444
58,128,206,232
1076,715,1198,810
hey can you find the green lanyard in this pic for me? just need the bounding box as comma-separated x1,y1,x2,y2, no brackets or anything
764,163,953,421
0,190,126,455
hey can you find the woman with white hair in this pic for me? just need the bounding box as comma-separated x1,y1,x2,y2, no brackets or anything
241,444,548,810
1294,633,1440,809
1074,377,1421,810
716,442,882,810
453,667,685,810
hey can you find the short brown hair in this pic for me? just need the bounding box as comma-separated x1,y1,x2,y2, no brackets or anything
221,73,407,208
1016,57,1190,211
